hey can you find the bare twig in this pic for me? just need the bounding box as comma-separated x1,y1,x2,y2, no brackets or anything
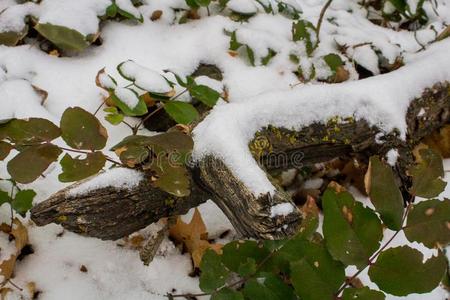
316,0,334,44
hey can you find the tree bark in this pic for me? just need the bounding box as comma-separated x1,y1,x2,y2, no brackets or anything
31,82,450,240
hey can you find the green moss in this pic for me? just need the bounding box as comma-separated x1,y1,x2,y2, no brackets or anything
56,215,67,222
165,197,176,207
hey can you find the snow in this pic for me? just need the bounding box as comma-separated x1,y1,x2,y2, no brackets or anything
38,0,111,36
270,203,295,218
118,61,172,94
193,38,450,196
386,149,400,166
114,87,139,109
227,0,259,15
67,168,144,197
115,0,142,20
0,0,449,298
98,73,117,90
0,2,38,33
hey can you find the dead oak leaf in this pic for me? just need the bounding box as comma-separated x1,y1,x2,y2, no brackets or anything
0,219,29,285
169,209,222,268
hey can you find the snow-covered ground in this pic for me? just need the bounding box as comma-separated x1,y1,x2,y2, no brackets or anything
0,0,449,299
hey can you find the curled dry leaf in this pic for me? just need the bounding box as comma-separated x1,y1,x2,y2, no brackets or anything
0,219,28,285
169,209,222,268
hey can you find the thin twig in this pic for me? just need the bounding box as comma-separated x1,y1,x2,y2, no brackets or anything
133,104,165,135
316,0,334,44
58,147,122,166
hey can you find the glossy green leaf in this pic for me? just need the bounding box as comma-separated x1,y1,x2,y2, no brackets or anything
59,152,106,182
367,156,404,230
243,273,296,300
290,246,345,300
199,250,230,293
323,189,383,267
1,118,61,144
404,199,450,248
342,287,385,300
12,189,36,217
0,141,12,160
35,23,89,52
7,143,61,184
189,85,220,107
409,148,447,198
164,101,199,124
60,107,108,150
368,246,446,296
222,240,270,276
211,288,243,300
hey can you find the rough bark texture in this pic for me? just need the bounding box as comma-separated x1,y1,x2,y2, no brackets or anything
31,172,209,240
31,82,450,240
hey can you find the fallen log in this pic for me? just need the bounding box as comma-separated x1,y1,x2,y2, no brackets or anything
31,69,450,241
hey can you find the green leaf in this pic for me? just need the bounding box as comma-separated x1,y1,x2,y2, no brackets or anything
0,141,12,160
292,20,315,56
366,156,404,230
105,112,124,125
368,246,447,296
7,143,61,184
323,189,383,268
211,288,243,300
151,158,191,197
0,28,28,46
195,0,212,7
323,53,344,73
290,249,345,300
261,49,277,66
1,118,61,144
11,189,36,217
119,144,149,168
164,101,199,124
35,23,90,52
342,287,385,300
0,190,12,206
297,197,320,240
246,45,255,66
199,250,230,293
243,273,296,300
59,152,106,182
404,199,450,248
189,85,220,107
111,89,148,117
388,0,407,12
60,107,108,150
229,31,242,51
409,148,447,198
221,240,270,276
112,132,193,155
185,0,200,9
